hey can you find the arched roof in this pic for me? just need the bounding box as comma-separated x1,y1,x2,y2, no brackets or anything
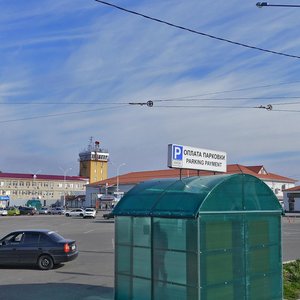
113,174,282,218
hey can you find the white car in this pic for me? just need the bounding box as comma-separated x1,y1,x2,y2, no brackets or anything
65,208,85,217
83,208,96,219
38,207,51,215
50,207,66,215
0,208,8,216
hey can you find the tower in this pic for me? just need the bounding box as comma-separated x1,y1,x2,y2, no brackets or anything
79,138,109,184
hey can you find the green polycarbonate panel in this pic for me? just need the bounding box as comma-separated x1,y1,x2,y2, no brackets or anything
115,274,131,300
113,174,282,218
248,274,282,300
153,283,197,300
133,217,151,247
200,175,244,211
199,214,282,300
153,250,187,285
152,217,198,289
116,245,131,275
204,284,236,300
116,216,131,245
199,174,282,212
247,214,280,246
200,215,245,295
132,278,151,300
133,247,151,278
153,218,197,252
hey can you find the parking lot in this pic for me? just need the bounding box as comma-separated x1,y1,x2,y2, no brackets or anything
0,214,299,300
0,213,115,300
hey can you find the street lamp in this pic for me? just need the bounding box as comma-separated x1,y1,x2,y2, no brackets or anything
30,170,41,199
256,2,300,7
116,163,126,193
59,167,72,208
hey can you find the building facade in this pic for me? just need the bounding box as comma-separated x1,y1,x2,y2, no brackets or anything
85,164,297,208
0,172,89,207
79,138,109,184
283,186,300,212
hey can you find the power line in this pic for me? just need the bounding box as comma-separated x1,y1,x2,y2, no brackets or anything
94,0,300,59
2,101,300,125
0,102,128,105
157,80,300,100
2,97,300,105
0,105,126,124
129,102,300,112
159,97,300,105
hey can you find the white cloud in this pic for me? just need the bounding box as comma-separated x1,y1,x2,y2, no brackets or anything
0,0,299,181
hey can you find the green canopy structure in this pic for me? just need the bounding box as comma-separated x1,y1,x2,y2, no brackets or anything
114,174,283,300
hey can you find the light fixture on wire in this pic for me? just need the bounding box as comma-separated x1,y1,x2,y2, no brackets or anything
256,2,300,8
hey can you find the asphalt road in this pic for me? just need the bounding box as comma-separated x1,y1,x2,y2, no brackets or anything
0,213,115,300
0,214,299,300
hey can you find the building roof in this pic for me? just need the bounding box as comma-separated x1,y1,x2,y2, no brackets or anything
88,164,297,188
0,172,88,182
283,186,300,192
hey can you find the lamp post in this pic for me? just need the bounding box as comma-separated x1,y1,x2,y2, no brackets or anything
256,2,300,7
116,163,126,193
31,170,41,199
59,167,72,208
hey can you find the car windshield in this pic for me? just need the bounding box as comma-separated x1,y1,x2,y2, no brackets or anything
47,231,65,242
85,209,93,212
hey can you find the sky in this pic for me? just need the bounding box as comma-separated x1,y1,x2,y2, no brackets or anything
1,0,300,181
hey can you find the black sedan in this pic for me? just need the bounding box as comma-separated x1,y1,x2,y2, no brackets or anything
18,206,36,215
103,211,114,219
0,229,78,270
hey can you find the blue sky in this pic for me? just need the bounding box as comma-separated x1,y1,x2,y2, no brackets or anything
1,0,300,181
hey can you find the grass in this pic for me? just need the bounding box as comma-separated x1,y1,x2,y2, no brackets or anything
283,260,300,300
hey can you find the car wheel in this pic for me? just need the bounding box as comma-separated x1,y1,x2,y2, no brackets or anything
65,213,69,217
38,254,54,270
80,214,83,217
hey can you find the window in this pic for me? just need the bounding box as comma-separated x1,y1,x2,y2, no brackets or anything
39,234,53,246
24,232,40,245
3,232,24,245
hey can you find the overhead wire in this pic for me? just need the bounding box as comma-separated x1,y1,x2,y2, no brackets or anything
94,0,300,59
2,97,300,105
159,80,300,100
0,105,127,124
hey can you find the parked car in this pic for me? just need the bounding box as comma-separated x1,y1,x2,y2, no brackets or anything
18,206,36,215
0,229,78,270
65,208,85,217
83,208,96,219
0,208,8,216
50,207,66,215
103,211,114,219
38,207,51,215
7,207,20,216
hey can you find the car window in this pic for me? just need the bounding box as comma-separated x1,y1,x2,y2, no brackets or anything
47,231,65,242
39,233,54,246
2,232,24,245
23,232,40,244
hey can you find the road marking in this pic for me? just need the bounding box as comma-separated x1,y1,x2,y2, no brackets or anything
84,229,95,234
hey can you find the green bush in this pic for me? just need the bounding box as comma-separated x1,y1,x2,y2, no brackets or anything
284,260,300,300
